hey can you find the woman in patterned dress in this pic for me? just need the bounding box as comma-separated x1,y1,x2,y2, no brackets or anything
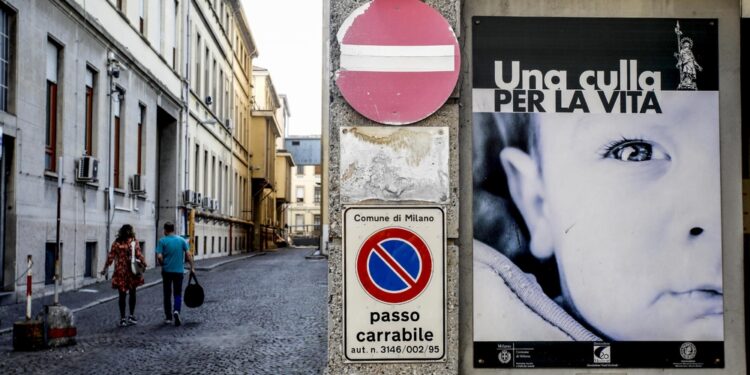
100,224,147,327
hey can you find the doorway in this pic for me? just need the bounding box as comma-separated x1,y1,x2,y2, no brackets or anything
155,107,178,244
0,135,14,291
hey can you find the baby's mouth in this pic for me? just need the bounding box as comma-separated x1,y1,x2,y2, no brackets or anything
666,287,724,317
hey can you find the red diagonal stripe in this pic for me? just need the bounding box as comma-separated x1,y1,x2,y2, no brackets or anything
372,244,417,288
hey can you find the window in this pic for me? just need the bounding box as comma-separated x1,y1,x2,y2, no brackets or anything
203,150,208,194
0,6,13,113
45,243,61,285
211,236,215,254
224,237,227,253
295,214,304,232
84,67,95,156
296,186,304,203
314,186,321,203
113,88,124,188
172,1,178,69
137,104,145,175
224,79,229,121
314,215,321,230
84,242,97,278
211,156,216,196
204,48,209,99
218,70,223,117
138,0,145,34
116,0,124,12
203,236,207,255
212,59,217,104
314,165,322,175
218,161,223,208
45,40,61,172
194,33,201,93
224,165,228,213
194,236,198,254
292,141,300,146
296,165,304,175
194,144,200,191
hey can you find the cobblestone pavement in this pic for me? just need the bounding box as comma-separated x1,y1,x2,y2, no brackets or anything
0,248,327,374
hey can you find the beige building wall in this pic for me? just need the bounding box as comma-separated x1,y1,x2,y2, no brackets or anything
250,68,287,250
185,0,256,259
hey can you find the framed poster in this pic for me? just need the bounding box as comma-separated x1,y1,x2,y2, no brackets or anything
472,17,723,368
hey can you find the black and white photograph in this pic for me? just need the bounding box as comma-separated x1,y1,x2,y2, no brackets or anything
472,17,724,368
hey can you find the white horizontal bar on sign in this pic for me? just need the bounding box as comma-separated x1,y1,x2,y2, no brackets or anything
340,44,454,72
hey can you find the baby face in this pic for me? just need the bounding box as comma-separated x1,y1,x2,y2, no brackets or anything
536,93,723,340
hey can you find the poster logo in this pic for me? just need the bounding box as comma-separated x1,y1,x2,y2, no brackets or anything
498,350,512,364
680,342,697,360
356,227,433,304
593,343,611,363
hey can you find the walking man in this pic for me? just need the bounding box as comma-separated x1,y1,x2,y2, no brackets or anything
156,221,195,326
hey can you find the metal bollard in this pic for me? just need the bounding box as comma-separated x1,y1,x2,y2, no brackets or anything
13,255,45,351
25,255,32,320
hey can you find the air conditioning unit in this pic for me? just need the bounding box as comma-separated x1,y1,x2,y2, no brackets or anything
213,199,220,212
207,199,216,212
202,196,211,209
183,190,196,205
76,156,99,182
225,118,233,131
194,192,203,206
130,174,146,194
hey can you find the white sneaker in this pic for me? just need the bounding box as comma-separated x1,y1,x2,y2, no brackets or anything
173,311,181,327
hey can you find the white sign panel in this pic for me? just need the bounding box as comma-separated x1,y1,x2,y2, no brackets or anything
340,127,449,203
344,206,445,362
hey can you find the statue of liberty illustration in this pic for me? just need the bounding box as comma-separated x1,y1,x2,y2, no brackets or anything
674,21,702,90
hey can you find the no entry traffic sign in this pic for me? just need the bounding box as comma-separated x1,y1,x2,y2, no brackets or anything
336,0,460,125
356,228,432,304
344,207,445,362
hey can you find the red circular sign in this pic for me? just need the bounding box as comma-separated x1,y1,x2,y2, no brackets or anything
336,0,460,125
356,227,433,304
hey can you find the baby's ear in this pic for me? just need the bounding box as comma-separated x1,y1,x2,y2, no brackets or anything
499,148,554,260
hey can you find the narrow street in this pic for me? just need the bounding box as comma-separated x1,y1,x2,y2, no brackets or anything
0,248,327,374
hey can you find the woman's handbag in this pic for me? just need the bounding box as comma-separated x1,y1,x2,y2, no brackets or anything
184,272,205,308
130,240,146,276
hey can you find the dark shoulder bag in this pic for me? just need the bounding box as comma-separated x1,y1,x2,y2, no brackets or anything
184,272,205,308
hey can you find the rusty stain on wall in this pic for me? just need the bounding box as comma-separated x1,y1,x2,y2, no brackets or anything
340,126,449,203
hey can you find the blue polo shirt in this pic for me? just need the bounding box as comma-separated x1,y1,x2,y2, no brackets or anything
156,234,189,273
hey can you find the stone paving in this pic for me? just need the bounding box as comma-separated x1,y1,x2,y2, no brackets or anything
0,248,328,374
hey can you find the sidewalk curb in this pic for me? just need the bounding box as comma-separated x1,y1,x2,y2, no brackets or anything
194,253,264,271
0,253,263,335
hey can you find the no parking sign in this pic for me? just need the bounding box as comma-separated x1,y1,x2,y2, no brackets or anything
344,207,445,362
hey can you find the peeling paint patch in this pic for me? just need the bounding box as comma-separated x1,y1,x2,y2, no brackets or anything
340,126,449,203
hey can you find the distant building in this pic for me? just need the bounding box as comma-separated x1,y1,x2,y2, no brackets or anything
285,137,321,245
251,67,292,250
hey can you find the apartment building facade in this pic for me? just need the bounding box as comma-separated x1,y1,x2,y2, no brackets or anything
285,137,321,245
185,0,256,260
0,0,184,300
250,67,286,250
0,0,265,301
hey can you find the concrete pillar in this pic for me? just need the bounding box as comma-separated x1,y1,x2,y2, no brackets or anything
326,0,461,373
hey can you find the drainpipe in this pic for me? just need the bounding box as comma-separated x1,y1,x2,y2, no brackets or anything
105,56,115,257
181,0,192,236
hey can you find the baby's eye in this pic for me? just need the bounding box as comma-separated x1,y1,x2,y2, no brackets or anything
602,139,669,162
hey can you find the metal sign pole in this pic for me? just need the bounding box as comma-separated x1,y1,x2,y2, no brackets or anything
54,156,62,305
